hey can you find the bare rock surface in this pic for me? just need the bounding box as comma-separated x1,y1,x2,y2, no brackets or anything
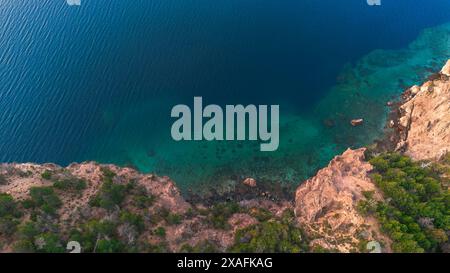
395,60,450,160
294,148,390,252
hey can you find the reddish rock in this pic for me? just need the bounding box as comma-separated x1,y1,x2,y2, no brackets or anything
350,118,364,126
242,177,257,187
395,59,450,160
294,148,391,253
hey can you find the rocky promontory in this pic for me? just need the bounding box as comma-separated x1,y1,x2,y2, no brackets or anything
294,148,391,252
394,60,450,160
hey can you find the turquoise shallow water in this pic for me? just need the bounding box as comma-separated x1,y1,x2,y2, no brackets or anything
74,23,450,191
1,1,450,191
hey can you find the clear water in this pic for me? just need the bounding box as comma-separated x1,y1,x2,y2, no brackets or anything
1,0,450,191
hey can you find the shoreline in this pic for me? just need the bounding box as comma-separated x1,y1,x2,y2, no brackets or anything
0,59,448,253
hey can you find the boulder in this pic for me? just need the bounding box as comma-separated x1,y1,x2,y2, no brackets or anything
350,119,364,126
242,177,257,187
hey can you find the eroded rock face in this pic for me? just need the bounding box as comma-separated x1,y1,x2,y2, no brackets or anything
294,148,390,252
395,60,450,161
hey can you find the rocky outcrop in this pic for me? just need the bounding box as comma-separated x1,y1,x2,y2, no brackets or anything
0,162,190,223
350,119,364,127
294,148,390,252
242,177,257,187
0,162,286,252
395,60,450,161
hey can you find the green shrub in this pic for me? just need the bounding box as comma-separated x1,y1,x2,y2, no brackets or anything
90,180,128,210
120,211,144,232
165,213,182,226
208,202,241,229
0,193,21,218
249,208,272,222
34,233,65,253
231,220,308,253
145,242,168,253
0,216,20,236
369,153,450,252
0,174,7,185
53,178,86,193
100,167,116,182
96,239,124,253
131,185,155,209
154,227,166,238
28,187,62,215
69,220,118,253
0,193,22,236
180,241,219,253
357,200,377,216
41,170,52,180
14,221,64,253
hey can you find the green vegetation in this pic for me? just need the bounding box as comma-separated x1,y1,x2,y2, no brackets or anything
69,219,121,253
0,174,7,185
367,153,449,253
180,241,219,253
2,153,446,253
0,193,21,218
41,170,52,180
120,211,145,232
100,167,116,182
0,193,21,236
158,208,182,226
131,185,155,209
53,178,87,193
230,209,308,253
249,207,272,222
95,238,124,253
89,169,128,210
69,213,151,253
26,187,62,215
154,227,166,238
207,202,241,229
1,166,162,253
1,187,65,252
13,221,64,253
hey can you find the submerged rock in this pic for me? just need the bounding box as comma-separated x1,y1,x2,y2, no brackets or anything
350,118,364,126
388,120,395,128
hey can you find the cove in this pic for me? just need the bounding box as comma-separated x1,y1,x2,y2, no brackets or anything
0,1,450,191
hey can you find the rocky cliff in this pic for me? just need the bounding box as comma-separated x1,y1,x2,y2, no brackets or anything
293,59,450,253
394,60,450,160
0,161,296,252
294,148,391,252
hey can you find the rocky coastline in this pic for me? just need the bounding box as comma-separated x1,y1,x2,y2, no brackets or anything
0,60,449,253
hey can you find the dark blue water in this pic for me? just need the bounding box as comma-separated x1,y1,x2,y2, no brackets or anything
1,0,450,190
